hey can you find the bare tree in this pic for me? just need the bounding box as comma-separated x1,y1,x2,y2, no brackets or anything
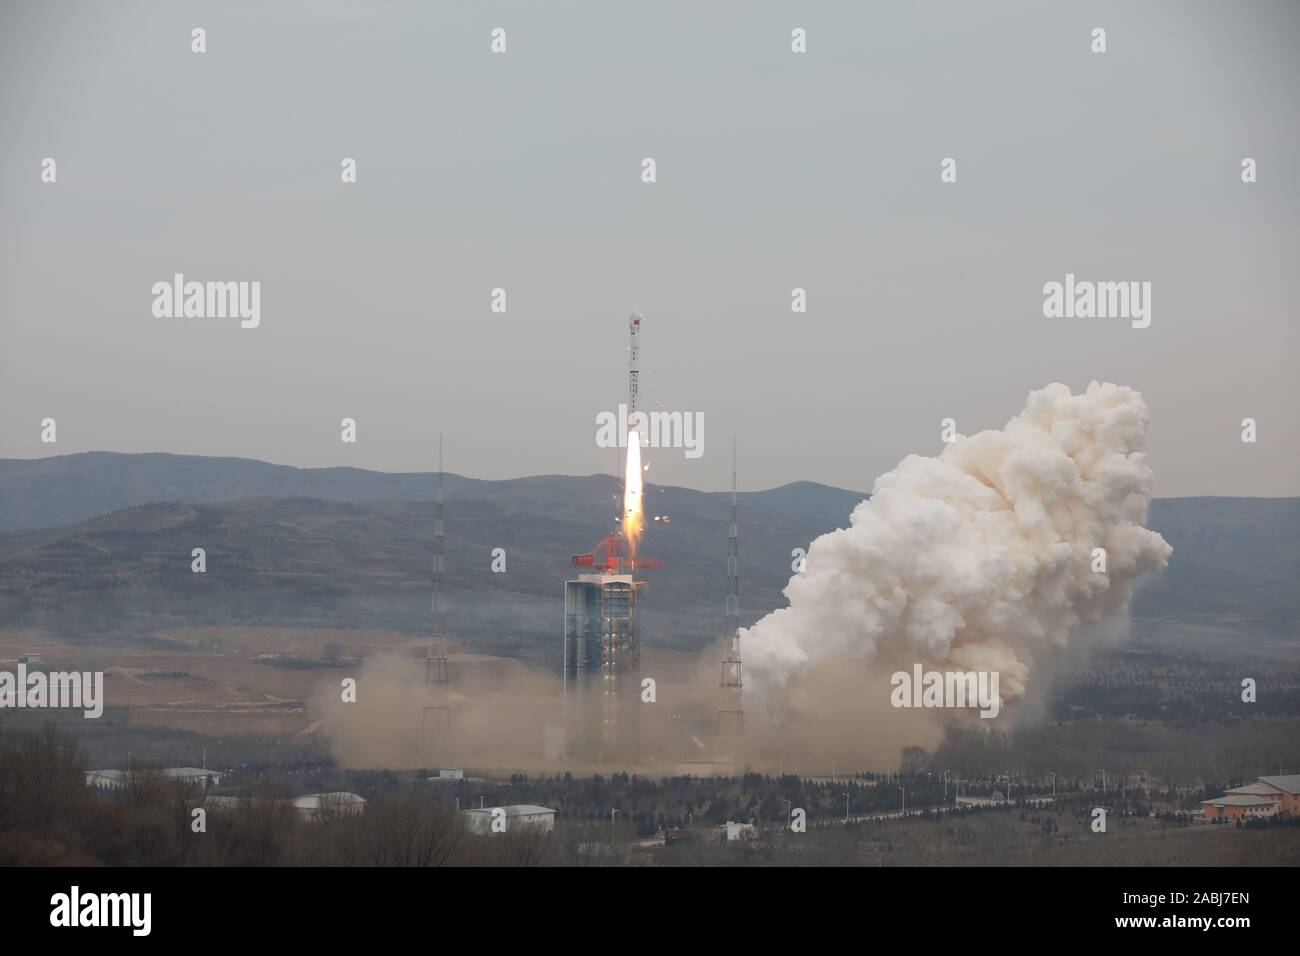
124,765,166,812
230,780,297,865
357,793,465,866
168,779,205,864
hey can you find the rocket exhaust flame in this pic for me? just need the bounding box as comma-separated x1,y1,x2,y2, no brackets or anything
623,310,645,555
623,432,643,553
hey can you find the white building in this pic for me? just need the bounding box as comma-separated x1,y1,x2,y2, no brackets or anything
85,767,221,791
162,767,222,788
293,792,366,821
204,795,247,813
85,770,128,790
720,820,757,842
461,804,556,834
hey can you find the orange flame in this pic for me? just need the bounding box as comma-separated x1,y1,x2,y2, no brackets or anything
623,431,643,554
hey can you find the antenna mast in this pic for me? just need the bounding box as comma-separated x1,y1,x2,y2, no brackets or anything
717,436,743,743
424,434,451,763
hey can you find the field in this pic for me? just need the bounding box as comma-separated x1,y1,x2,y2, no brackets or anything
639,811,1300,867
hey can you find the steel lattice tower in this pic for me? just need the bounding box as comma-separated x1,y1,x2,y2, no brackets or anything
424,435,452,762
717,437,743,740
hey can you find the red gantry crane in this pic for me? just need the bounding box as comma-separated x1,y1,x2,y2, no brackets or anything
571,533,663,575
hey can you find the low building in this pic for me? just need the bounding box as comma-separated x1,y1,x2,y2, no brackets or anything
661,827,692,846
204,795,248,813
85,767,221,790
720,820,757,842
461,804,556,834
1201,794,1278,822
85,770,128,790
292,792,366,821
1206,773,1300,821
1223,782,1280,798
162,767,222,788
1254,775,1300,815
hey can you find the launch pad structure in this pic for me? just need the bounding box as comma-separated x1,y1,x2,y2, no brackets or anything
563,310,745,769
562,310,663,763
563,534,662,762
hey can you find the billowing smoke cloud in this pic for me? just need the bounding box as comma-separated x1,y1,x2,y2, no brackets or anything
742,382,1172,727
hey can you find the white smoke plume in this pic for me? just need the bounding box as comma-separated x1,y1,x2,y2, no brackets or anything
742,382,1172,723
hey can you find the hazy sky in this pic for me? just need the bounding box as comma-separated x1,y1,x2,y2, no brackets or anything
2,0,1297,497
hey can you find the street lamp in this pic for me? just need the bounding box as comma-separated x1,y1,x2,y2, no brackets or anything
899,784,906,817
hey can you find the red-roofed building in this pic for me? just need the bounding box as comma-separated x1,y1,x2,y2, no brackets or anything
1201,794,1277,821
1203,774,1300,821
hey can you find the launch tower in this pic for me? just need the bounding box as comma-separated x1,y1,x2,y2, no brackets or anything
563,310,661,763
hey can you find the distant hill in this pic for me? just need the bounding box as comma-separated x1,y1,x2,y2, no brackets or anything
0,453,1295,661
0,453,866,661
1135,497,1300,638
0,451,558,533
